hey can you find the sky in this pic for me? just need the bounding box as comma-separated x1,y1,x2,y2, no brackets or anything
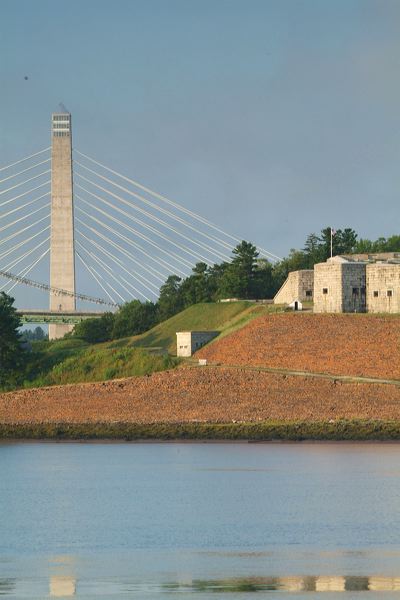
1,0,399,309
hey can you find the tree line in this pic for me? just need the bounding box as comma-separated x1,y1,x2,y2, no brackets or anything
74,228,400,343
1,226,399,388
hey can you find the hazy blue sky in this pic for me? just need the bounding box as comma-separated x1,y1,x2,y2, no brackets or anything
1,0,399,307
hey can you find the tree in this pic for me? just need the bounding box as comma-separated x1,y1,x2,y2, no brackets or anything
303,233,323,267
180,262,212,306
73,313,115,343
112,300,158,339
0,293,24,388
217,241,260,299
337,228,357,254
20,326,47,342
157,275,183,320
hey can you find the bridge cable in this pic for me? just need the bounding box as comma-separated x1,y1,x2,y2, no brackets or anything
76,251,119,306
5,248,50,295
0,202,50,233
0,180,50,209
75,194,208,269
74,174,229,263
76,227,160,292
0,270,119,308
75,216,172,282
74,149,281,262
0,236,50,281
76,239,150,302
0,213,50,247
0,226,50,261
75,202,191,276
74,160,233,254
0,170,51,197
77,236,155,300
0,159,51,185
0,147,50,173
0,192,50,220
75,242,127,303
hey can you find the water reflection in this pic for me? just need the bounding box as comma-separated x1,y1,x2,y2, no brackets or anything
49,576,76,597
164,575,400,592
0,579,15,595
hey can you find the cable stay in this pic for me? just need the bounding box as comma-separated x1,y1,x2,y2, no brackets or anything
74,149,282,262
0,158,51,185
0,170,51,197
5,248,50,295
0,180,50,209
0,202,50,233
75,202,191,276
75,216,173,282
74,174,230,263
76,252,119,306
0,269,120,308
1,192,50,220
73,160,233,254
75,227,160,293
0,236,50,285
0,148,50,173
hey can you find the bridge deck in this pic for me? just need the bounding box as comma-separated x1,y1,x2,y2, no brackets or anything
17,310,105,324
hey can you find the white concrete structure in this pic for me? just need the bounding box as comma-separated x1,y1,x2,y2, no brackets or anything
176,331,219,357
49,111,76,339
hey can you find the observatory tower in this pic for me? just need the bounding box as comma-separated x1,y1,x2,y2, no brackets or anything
49,108,76,339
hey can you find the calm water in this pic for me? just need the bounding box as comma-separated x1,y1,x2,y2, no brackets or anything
1,442,400,598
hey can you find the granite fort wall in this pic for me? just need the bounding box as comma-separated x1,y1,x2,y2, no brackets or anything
274,270,314,304
366,264,400,313
314,263,366,313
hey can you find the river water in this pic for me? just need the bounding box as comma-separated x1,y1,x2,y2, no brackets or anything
1,442,400,598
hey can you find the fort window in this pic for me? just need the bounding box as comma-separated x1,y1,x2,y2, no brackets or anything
361,286,366,295
352,287,359,296
305,290,312,297
373,291,379,297
387,290,393,297
322,288,328,295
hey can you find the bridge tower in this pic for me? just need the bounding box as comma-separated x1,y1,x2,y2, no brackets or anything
49,109,76,340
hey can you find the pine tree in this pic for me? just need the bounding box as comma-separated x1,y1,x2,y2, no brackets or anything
0,293,24,388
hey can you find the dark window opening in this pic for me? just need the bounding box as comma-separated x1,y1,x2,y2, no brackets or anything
361,287,366,295
352,287,359,296
305,290,312,297
322,288,328,295
373,291,379,297
388,290,393,297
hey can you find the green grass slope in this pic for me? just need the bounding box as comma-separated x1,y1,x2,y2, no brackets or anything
16,301,280,390
129,301,273,354
23,341,177,388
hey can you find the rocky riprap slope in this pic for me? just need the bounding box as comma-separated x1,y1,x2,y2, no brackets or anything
1,367,400,424
197,313,400,380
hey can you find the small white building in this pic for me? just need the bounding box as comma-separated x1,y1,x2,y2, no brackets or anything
176,331,219,357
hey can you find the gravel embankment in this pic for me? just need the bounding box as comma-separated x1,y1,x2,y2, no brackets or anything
197,313,400,380
1,367,400,424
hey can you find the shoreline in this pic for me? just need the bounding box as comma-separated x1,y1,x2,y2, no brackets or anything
2,420,400,441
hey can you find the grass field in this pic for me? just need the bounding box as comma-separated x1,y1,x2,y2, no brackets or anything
129,301,282,353
17,301,272,389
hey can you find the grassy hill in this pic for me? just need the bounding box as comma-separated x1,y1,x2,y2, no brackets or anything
128,301,281,354
17,301,279,389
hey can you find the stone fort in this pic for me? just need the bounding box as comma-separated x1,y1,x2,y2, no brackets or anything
274,253,400,313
